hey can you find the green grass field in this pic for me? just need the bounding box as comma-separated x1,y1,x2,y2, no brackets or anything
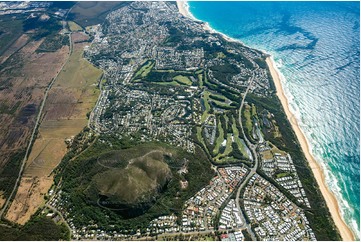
269,141,287,155
197,73,204,87
211,99,234,109
224,114,229,132
137,67,197,87
155,81,180,86
68,21,83,32
173,75,192,85
216,52,226,59
196,126,209,154
0,16,24,56
207,92,235,109
209,92,227,102
214,133,233,163
201,91,211,123
213,116,224,154
154,69,192,74
133,60,155,80
251,103,259,122
275,172,293,179
243,104,253,136
203,71,217,90
58,45,102,89
231,116,250,159
195,69,203,74
224,133,233,155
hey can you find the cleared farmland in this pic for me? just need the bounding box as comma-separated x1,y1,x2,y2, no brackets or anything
5,33,102,225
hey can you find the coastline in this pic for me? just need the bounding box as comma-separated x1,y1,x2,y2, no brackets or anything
176,0,355,240
176,1,243,45
266,57,355,241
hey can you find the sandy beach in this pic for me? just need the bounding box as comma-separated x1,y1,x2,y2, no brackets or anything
177,1,215,34
176,1,355,240
266,57,355,241
176,1,190,19
177,1,240,43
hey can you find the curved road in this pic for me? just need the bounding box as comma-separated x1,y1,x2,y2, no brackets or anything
45,204,72,238
235,72,258,240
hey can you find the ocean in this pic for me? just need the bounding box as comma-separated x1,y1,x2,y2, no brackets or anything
188,1,360,238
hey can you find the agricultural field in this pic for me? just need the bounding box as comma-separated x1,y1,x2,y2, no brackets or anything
68,21,83,32
4,176,54,225
0,34,69,201
0,34,29,65
4,33,102,225
0,11,70,205
0,15,24,57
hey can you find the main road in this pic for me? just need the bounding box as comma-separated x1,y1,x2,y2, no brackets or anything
235,71,259,240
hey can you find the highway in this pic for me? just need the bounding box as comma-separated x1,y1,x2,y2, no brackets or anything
234,71,259,240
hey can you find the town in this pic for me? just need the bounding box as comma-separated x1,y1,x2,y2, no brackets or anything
243,174,316,240
44,1,318,241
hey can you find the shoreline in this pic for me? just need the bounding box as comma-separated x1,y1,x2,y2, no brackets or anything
176,1,355,240
176,1,246,45
266,57,355,241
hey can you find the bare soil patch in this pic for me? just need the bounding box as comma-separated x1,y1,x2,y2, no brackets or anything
0,38,69,199
0,34,29,65
72,32,89,43
4,33,102,224
4,176,53,225
0,192,6,209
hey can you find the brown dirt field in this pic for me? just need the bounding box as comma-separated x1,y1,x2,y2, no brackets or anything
72,32,89,43
0,35,69,207
0,40,69,148
4,176,53,225
44,87,99,120
0,192,5,209
24,138,67,177
4,33,102,225
260,150,273,160
0,34,30,65
40,119,88,138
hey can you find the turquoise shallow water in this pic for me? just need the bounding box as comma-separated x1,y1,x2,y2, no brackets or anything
188,1,360,238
